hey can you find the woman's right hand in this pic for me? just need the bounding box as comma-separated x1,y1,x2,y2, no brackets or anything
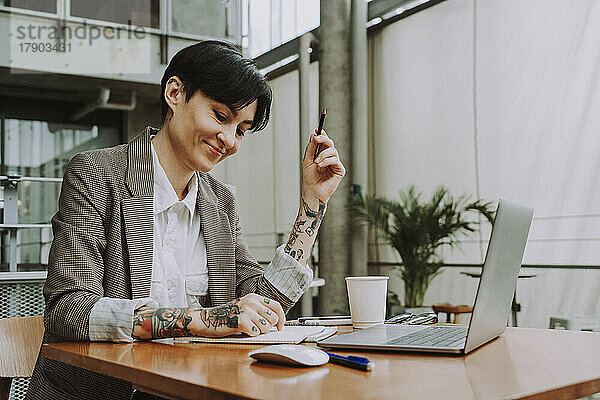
191,293,285,337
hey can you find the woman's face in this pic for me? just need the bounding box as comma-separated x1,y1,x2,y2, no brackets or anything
165,79,257,173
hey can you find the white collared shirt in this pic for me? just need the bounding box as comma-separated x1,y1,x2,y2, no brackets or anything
150,142,208,308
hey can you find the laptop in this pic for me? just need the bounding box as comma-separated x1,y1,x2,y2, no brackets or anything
317,199,533,354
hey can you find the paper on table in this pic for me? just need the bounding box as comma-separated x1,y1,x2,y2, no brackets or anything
173,326,328,345
303,327,338,343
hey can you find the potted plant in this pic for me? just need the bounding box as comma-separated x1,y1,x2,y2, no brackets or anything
353,185,495,308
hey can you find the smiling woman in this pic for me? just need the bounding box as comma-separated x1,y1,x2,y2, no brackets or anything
159,41,272,131
153,41,272,191
153,86,257,178
26,40,345,400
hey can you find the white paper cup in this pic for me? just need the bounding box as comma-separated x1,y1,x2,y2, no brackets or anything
345,276,389,329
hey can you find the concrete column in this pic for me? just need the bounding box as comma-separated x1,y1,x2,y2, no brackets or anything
317,0,352,315
298,32,314,316
350,0,368,277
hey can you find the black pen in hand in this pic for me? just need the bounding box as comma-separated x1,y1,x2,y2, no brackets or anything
313,108,326,161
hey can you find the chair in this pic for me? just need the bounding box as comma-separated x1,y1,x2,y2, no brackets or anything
0,316,44,400
432,303,473,324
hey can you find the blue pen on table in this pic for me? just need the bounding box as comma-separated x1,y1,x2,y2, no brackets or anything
325,352,375,371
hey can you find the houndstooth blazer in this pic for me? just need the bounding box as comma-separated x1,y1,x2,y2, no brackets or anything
26,127,297,400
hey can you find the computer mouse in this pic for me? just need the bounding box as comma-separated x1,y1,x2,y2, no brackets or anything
248,344,330,367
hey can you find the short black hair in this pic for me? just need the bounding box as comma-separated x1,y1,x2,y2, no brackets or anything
160,40,272,132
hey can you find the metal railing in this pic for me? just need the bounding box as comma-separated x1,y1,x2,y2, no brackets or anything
0,175,61,272
364,261,600,270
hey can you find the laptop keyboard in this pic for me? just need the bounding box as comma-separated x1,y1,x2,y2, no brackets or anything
384,326,468,348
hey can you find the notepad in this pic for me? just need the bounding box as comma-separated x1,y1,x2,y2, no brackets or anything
173,326,337,345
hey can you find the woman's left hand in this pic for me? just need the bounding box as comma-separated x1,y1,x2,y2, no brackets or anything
301,129,346,204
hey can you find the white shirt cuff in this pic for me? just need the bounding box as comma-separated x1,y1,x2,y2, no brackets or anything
89,297,159,342
263,244,314,302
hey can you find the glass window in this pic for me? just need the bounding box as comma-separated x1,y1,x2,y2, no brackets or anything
3,0,57,14
246,0,319,57
248,0,270,56
1,120,117,178
0,119,121,271
70,0,160,28
241,0,250,48
270,0,281,47
296,0,319,34
281,0,297,43
172,0,228,38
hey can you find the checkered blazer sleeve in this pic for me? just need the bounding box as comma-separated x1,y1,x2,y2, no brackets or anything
44,153,106,341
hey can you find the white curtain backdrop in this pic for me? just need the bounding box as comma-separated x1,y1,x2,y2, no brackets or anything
369,0,600,327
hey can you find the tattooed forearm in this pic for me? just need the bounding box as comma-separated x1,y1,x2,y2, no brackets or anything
289,248,303,261
200,299,241,329
132,306,193,340
284,197,326,264
303,200,326,237
284,219,306,254
132,300,243,340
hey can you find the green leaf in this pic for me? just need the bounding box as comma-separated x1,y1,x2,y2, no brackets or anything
351,186,495,307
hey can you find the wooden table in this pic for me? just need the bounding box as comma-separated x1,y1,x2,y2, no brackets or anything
42,328,600,400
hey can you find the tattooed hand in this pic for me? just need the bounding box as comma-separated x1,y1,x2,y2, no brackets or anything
132,294,285,340
196,293,284,337
301,129,345,205
232,293,285,336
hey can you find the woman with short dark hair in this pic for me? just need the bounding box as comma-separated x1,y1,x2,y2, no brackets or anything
26,40,345,400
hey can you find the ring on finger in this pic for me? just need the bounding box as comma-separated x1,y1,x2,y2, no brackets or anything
255,319,271,334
